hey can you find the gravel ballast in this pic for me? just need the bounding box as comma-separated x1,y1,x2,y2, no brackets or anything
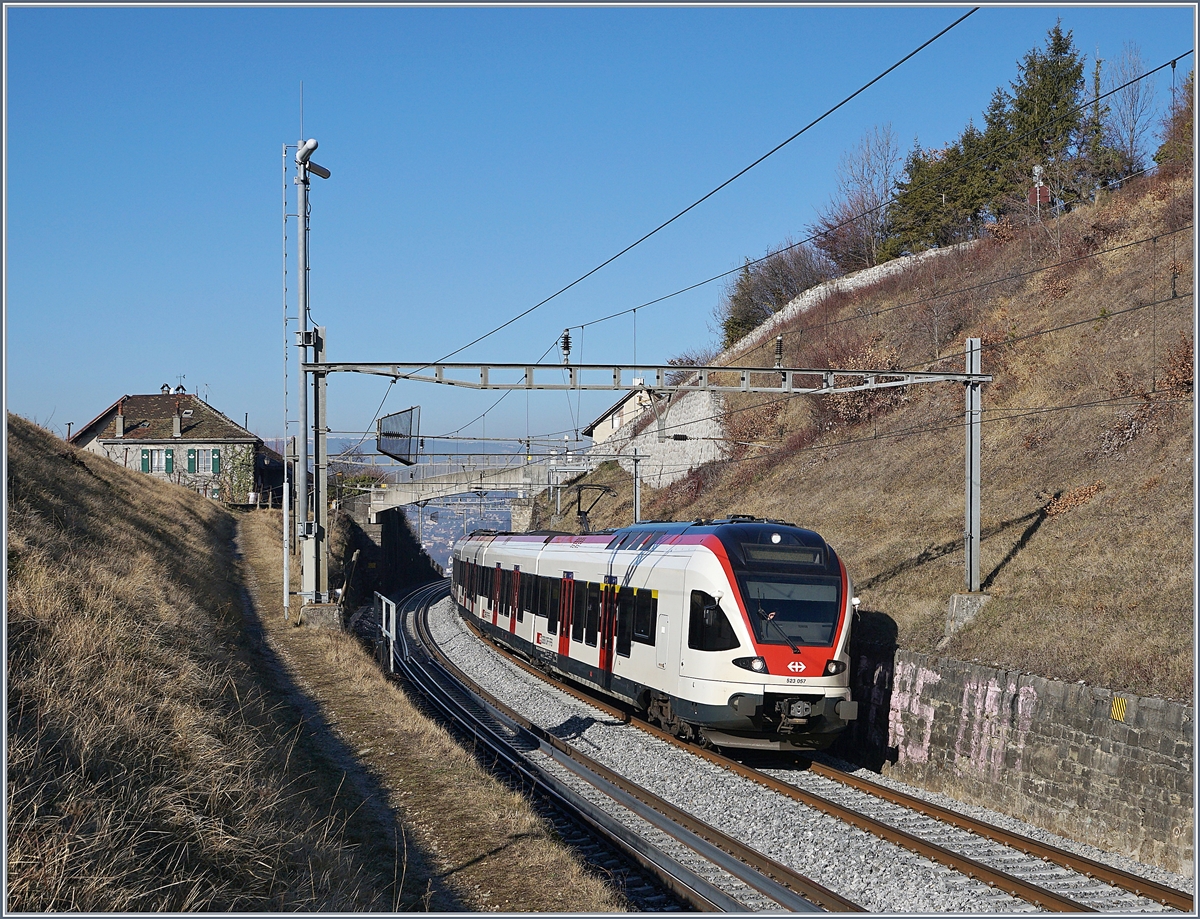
426,599,1186,913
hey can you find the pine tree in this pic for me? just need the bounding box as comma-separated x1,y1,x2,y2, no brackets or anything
1008,21,1085,172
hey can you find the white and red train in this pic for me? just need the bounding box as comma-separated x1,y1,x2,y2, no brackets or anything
450,516,859,752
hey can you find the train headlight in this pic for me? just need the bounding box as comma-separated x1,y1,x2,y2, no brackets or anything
823,660,847,676
733,656,768,674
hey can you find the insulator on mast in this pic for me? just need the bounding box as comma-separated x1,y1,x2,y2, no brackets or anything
561,329,572,364
774,334,784,369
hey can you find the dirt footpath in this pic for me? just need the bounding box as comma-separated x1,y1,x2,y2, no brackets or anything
234,510,625,913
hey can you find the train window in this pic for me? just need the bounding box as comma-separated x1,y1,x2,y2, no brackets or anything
615,588,633,657
500,568,511,617
688,591,741,652
613,531,639,551
633,531,663,550
547,578,561,634
632,589,657,645
516,573,525,622
585,582,600,646
742,577,840,647
572,581,586,643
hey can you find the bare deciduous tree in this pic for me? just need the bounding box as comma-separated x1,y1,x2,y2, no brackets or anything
1104,42,1156,176
810,124,901,272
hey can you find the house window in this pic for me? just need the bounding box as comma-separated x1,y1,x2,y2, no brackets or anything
197,449,212,475
150,449,166,473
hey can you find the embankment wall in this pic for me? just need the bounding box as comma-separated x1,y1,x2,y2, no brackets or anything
839,638,1193,876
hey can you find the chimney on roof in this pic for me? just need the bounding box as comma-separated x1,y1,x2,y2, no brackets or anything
115,399,125,438
173,398,182,438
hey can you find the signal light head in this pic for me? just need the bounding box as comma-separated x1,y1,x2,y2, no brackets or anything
296,138,318,164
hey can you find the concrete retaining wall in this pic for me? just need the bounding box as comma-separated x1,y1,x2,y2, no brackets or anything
590,245,975,488
593,390,727,489
838,631,1193,876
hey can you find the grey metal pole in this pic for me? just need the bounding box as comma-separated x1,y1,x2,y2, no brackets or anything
632,447,641,524
296,154,310,551
282,145,291,619
965,338,982,593
314,325,329,602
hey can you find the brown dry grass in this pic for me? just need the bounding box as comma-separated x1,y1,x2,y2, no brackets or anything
6,414,624,912
6,414,400,910
541,172,1194,701
236,509,626,913
235,511,628,911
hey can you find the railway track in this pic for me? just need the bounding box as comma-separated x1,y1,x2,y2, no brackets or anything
385,581,864,912
440,593,1191,914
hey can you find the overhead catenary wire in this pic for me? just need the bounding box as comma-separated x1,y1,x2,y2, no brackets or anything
335,46,1190,453
563,50,1195,337
598,288,1192,444
424,8,981,367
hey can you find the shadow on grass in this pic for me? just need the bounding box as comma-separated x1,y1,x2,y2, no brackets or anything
233,539,466,913
856,507,1046,592
836,504,1052,773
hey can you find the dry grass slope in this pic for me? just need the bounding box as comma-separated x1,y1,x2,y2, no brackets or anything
6,414,402,910
545,172,1194,701
7,414,626,912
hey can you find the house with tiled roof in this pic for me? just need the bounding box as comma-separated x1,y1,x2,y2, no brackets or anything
69,385,283,504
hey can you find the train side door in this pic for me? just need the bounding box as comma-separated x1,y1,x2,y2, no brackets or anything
510,567,520,634
491,564,502,627
557,572,574,658
598,575,618,684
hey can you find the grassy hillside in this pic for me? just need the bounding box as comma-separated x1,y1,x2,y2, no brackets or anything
5,414,400,910
540,170,1194,702
6,413,626,912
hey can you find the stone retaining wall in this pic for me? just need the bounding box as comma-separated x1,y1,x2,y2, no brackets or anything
838,630,1193,876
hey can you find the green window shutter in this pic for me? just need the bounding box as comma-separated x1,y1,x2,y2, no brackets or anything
141,449,150,473
212,448,221,474
187,448,196,474
165,449,174,474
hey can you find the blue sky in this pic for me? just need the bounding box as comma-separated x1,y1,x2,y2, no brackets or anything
5,4,1195,452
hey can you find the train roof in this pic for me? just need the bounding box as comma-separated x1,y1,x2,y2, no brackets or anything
457,516,831,554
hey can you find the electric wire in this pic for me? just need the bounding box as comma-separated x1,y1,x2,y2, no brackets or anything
600,288,1193,443
424,9,980,367
330,48,1191,453
564,50,1194,336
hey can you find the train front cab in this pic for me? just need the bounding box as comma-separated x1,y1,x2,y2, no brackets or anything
666,524,858,752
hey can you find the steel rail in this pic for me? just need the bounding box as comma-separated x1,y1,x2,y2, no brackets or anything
455,614,1139,913
801,762,1193,912
409,590,862,912
388,584,740,911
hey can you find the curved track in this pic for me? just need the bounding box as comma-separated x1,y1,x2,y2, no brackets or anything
386,581,864,912
448,596,1191,913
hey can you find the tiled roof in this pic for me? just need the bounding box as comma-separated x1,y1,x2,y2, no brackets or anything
71,393,257,444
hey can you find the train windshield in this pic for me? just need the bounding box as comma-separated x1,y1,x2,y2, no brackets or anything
740,575,841,648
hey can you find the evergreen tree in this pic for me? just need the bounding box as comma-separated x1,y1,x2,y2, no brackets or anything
1008,21,1085,167
1154,68,1194,170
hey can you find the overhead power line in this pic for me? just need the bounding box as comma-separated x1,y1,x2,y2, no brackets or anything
567,49,1195,336
429,8,980,366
